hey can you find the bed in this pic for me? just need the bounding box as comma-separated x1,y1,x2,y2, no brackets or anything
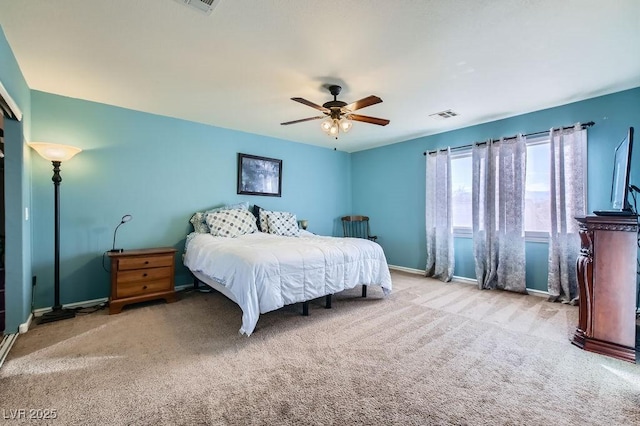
183,229,392,336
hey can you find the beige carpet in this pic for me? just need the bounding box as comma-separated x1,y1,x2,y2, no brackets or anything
1,271,639,425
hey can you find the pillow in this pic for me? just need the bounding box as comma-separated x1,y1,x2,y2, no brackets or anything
190,202,250,233
207,201,249,215
259,208,273,233
205,209,257,238
266,211,300,237
189,212,209,234
252,204,264,231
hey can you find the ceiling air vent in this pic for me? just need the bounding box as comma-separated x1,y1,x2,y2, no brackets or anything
173,0,220,15
429,109,459,120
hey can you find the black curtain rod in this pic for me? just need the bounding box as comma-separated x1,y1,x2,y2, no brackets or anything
423,121,595,156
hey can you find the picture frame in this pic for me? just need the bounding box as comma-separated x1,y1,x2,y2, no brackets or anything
237,153,282,197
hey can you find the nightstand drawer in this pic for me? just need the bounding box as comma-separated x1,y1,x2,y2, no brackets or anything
116,278,171,299
118,255,173,271
108,247,178,314
116,266,172,285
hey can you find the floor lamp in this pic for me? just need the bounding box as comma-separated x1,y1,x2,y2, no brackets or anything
29,142,82,324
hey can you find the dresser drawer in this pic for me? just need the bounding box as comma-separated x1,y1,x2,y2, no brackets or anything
117,255,173,271
108,247,177,314
116,278,172,299
116,266,172,285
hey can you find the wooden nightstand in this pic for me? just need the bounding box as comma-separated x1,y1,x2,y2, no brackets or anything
107,247,177,314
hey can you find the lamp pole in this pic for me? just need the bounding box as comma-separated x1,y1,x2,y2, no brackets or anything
39,160,76,323
28,142,82,324
52,160,62,310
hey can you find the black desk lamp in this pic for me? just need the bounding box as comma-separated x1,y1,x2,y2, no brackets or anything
29,142,82,324
110,215,132,253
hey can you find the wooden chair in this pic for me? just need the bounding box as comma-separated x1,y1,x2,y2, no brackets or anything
341,215,377,242
341,215,377,298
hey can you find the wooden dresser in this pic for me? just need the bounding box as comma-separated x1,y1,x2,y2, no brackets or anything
107,247,177,314
573,215,638,362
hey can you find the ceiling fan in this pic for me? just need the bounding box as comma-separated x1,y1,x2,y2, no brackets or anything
281,85,390,138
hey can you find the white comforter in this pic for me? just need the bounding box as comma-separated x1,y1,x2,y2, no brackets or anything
183,231,392,336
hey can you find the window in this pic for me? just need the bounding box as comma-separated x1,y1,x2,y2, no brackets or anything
451,153,472,232
450,135,585,240
523,138,551,234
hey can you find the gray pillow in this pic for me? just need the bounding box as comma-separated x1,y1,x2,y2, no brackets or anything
190,201,250,233
206,209,257,238
266,211,300,237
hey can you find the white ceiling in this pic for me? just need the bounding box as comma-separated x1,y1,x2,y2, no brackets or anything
1,0,639,152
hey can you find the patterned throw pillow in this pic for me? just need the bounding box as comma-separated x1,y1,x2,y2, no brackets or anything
266,211,300,237
189,212,209,234
205,209,257,238
259,208,272,233
190,202,250,233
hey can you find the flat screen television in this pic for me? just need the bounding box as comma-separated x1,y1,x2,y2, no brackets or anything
595,127,634,215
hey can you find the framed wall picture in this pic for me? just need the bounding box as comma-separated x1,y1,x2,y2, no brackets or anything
237,153,282,197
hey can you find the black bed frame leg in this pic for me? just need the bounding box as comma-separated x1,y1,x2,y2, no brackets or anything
302,301,309,316
193,274,200,289
325,294,332,309
362,285,367,298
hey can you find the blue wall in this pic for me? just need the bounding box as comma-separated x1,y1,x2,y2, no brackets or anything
0,25,33,334
4,20,640,327
29,91,351,308
352,87,640,292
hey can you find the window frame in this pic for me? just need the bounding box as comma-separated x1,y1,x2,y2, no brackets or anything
524,135,552,243
449,133,588,242
450,149,473,237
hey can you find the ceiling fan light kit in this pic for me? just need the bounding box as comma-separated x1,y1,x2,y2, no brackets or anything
321,116,352,137
281,84,389,140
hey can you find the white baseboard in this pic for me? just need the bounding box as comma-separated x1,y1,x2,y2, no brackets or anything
32,285,193,318
175,284,192,292
33,297,109,317
526,288,550,298
452,276,477,285
18,314,33,334
388,264,550,297
0,333,19,369
388,264,424,275
388,264,475,285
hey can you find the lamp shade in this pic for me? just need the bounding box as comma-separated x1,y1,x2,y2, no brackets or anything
29,142,82,162
339,116,353,133
320,118,333,133
328,119,339,136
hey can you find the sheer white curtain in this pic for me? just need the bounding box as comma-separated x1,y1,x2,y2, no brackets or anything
425,149,454,281
548,125,586,303
472,136,527,293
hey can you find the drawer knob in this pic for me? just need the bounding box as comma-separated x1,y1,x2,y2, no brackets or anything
143,273,148,277
143,285,148,290
144,261,149,264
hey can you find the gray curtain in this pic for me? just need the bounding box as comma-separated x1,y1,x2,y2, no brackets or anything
472,136,527,293
548,125,586,303
425,149,454,281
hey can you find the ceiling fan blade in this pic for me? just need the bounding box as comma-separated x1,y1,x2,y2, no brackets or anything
280,116,325,126
343,95,382,112
291,97,330,113
349,114,390,126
